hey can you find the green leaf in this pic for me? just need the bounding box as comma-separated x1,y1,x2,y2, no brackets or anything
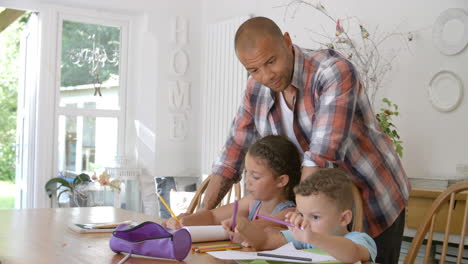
377,97,404,158
73,173,91,186
45,178,72,198
396,144,403,158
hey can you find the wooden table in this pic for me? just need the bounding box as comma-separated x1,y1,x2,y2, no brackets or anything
0,207,236,264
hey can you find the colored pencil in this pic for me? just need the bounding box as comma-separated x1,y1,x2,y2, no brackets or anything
193,243,242,253
256,214,295,228
231,200,239,232
230,200,239,241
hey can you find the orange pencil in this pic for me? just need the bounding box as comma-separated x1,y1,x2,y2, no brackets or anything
193,243,242,253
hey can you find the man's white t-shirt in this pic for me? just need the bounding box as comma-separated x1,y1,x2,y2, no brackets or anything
279,92,317,167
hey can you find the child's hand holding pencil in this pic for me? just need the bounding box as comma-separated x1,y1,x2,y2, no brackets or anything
157,193,188,230
221,217,251,247
163,213,190,229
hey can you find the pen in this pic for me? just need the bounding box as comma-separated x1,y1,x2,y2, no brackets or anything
156,194,181,225
257,252,312,261
256,214,296,228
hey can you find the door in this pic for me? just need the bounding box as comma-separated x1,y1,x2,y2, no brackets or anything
15,12,38,209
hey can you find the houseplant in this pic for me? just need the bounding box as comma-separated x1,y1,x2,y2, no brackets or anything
45,173,92,207
376,98,403,158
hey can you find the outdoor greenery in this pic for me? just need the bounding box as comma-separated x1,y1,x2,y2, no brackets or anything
61,20,120,87
0,181,15,208
0,13,30,183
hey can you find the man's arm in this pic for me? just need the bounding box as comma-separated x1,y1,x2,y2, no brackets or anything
200,173,235,210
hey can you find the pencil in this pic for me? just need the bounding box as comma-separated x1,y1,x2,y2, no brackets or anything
193,243,242,249
92,220,133,229
256,214,295,228
257,252,312,261
231,200,239,232
229,200,239,241
156,194,181,225
194,244,242,253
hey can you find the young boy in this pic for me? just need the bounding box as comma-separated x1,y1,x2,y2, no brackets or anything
234,168,377,263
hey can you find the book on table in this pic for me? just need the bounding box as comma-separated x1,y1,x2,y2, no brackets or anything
68,220,137,233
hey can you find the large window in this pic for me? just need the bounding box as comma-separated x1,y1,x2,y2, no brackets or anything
56,16,127,177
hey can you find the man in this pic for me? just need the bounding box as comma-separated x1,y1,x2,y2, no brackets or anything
201,16,410,264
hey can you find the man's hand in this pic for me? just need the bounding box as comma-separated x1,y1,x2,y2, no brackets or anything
200,173,235,210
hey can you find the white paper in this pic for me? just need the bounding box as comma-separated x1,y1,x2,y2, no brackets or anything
208,242,338,263
183,225,229,242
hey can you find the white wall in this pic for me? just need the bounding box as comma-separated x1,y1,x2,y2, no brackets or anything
201,0,468,180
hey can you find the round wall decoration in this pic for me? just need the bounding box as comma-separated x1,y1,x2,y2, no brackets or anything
432,8,468,55
428,70,464,112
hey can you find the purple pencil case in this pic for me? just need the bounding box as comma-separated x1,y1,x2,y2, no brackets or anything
109,221,191,261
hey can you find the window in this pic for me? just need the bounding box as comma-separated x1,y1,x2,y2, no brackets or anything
56,15,127,177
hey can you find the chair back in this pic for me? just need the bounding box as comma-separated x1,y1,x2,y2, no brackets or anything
351,183,364,232
404,181,468,264
186,174,241,214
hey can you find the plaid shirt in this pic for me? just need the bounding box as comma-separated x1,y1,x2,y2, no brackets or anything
213,45,410,237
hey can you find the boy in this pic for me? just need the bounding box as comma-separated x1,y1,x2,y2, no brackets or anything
234,168,377,263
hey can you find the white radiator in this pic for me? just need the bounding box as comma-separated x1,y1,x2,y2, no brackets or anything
201,16,249,175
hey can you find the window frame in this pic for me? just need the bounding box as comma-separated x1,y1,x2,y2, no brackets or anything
53,12,129,182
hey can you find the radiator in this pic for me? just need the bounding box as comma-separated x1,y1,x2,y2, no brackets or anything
201,16,249,175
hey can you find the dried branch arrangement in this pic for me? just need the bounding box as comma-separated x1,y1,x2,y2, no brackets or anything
277,0,415,106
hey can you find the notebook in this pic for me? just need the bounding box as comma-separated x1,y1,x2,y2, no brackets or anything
68,220,137,233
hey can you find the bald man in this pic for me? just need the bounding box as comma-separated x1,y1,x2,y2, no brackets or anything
201,17,410,264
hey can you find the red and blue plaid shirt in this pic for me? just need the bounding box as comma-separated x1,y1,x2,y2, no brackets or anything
213,45,410,237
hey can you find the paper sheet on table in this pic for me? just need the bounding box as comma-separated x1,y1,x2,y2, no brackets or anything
183,225,229,242
208,242,339,263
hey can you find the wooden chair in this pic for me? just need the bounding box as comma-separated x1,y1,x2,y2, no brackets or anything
186,174,242,213
404,181,468,264
351,183,364,232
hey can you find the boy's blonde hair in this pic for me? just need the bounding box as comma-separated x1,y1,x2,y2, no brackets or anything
294,168,354,211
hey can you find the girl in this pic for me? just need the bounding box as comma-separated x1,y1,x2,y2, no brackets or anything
164,135,301,239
